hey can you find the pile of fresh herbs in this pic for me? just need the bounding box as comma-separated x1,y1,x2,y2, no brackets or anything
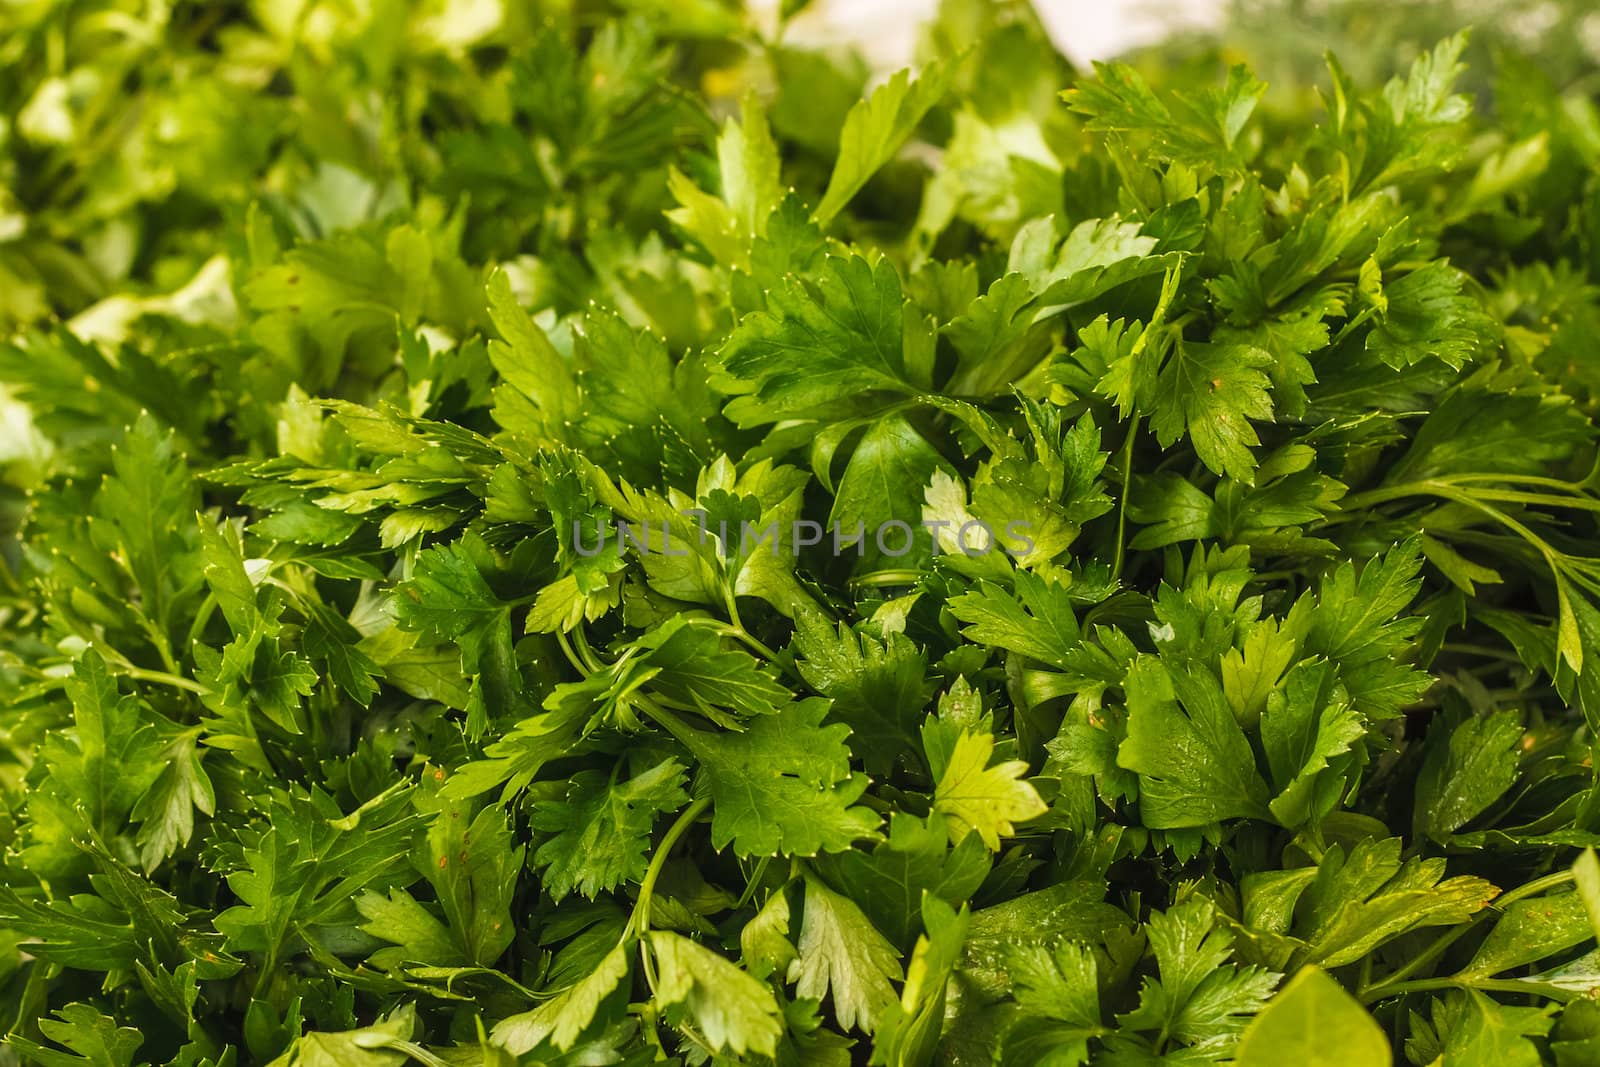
4,0,1600,1063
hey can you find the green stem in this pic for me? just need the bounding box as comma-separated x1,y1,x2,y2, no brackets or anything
1361,921,1480,999
1359,870,1576,1004
1440,642,1524,664
1359,975,1562,1004
571,625,606,673
686,615,789,674
1333,478,1570,576
386,1040,450,1067
640,697,698,748
1493,869,1576,908
735,856,774,910
184,593,219,655
1433,472,1591,492
630,795,712,937
848,569,923,589
554,632,587,675
724,589,746,637
1112,413,1140,582
105,658,213,696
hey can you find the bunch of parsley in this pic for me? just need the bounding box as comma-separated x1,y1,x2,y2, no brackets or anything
3,0,1600,1063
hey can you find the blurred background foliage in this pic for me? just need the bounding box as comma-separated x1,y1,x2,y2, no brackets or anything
0,0,1596,552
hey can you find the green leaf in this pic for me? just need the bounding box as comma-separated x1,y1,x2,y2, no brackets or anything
1413,709,1523,841
870,894,971,1067
947,571,1081,670
814,61,954,227
1235,966,1391,1067
959,882,1131,1000
264,1005,419,1067
492,941,630,1054
1065,62,1266,170
741,889,797,980
1149,339,1275,484
1221,619,1299,728
792,606,931,775
792,876,904,1034
651,930,784,1058
530,758,689,902
90,411,203,639
1009,939,1102,1027
1572,850,1600,943
1297,838,1497,968
829,413,950,548
931,728,1047,850
814,812,989,949
720,255,914,424
672,699,882,857
1365,261,1496,370
1013,216,1175,316
1463,890,1593,979
1117,658,1273,828
421,795,523,966
130,728,216,872
635,617,790,718
1118,897,1280,1049
667,95,784,267
485,271,580,435
1260,660,1364,828
6,1003,145,1067
1424,990,1553,1067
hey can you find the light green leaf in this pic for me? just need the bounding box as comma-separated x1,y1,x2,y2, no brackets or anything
791,877,904,1033
1463,890,1593,979
1235,966,1390,1067
651,930,784,1058
492,941,630,1054
932,728,1047,850
814,61,954,227
829,413,949,548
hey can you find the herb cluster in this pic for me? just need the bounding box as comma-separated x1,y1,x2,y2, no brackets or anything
3,1,1600,1064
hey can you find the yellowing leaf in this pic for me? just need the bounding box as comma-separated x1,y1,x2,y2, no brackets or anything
933,729,1046,850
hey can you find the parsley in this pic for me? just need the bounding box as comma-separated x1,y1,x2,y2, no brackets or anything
3,0,1600,1063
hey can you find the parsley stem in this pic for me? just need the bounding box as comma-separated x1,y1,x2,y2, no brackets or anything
183,592,219,654
734,856,774,910
630,795,712,937
117,667,212,695
1358,975,1563,1005
1439,472,1592,491
849,570,922,588
1357,870,1575,1004
1492,868,1577,905
554,631,587,674
96,647,213,695
571,625,605,673
1112,413,1141,581
385,1041,450,1067
696,614,788,674
639,697,695,746
1333,479,1575,583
